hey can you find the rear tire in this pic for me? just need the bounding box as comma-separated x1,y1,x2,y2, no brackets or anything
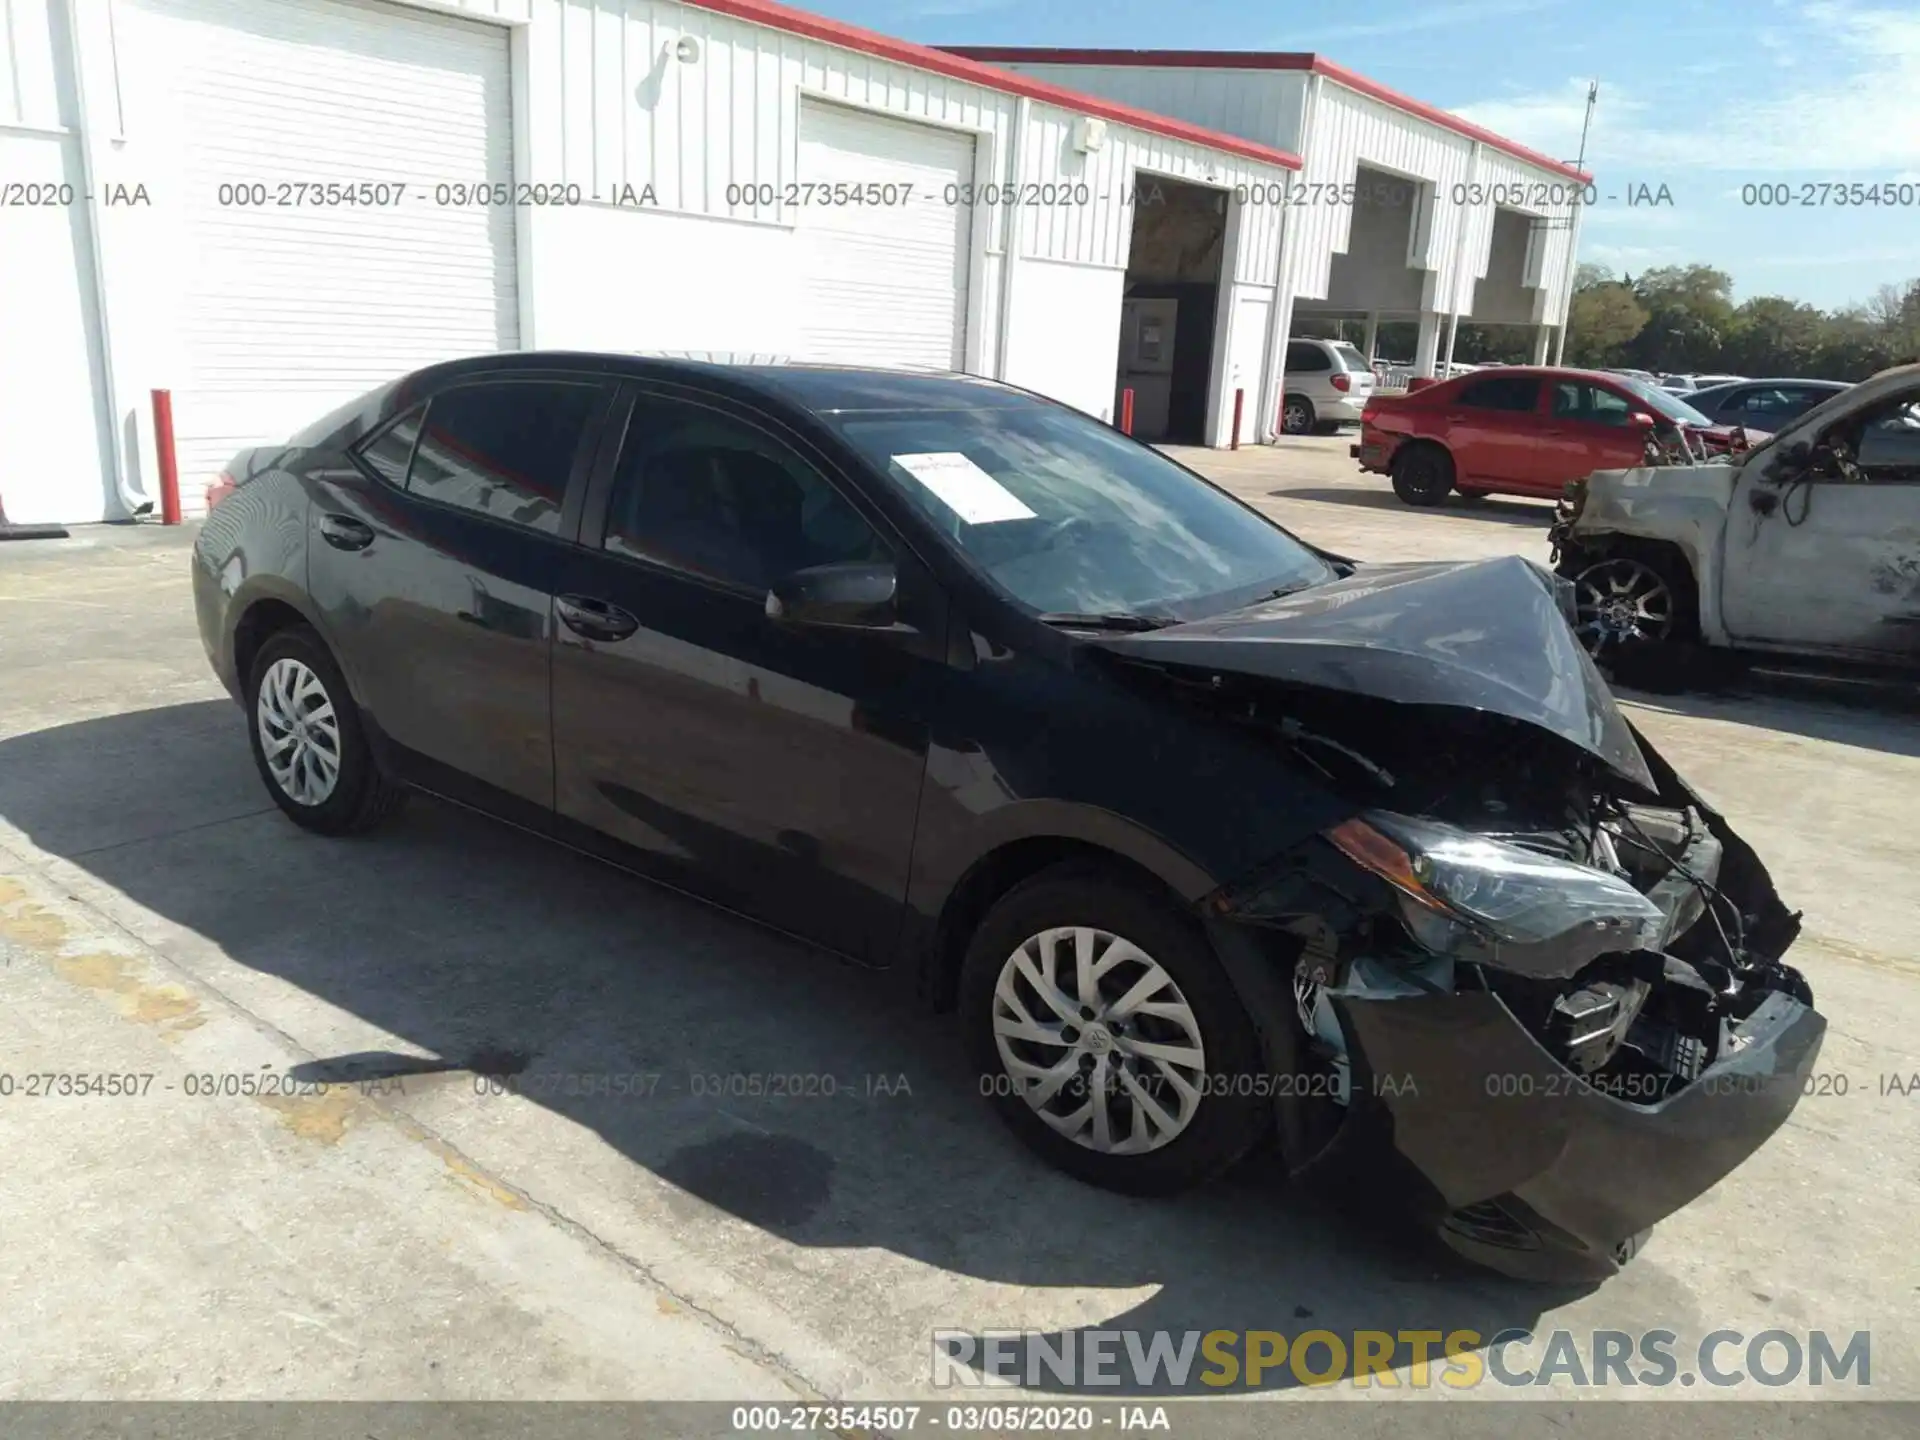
1391,444,1454,506
245,626,407,836
959,865,1269,1196
1281,395,1316,436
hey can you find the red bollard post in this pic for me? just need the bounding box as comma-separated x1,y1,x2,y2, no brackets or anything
153,389,182,525
1231,388,1244,450
1120,388,1135,436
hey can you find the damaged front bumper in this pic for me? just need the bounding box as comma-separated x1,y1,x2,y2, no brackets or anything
1205,724,1823,1284
1321,980,1821,1282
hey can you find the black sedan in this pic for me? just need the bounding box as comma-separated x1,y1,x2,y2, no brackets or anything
1682,378,1851,433
193,353,1823,1281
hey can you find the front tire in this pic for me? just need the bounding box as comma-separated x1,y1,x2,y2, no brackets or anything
959,866,1268,1196
1569,550,1699,687
246,626,406,836
1391,444,1454,506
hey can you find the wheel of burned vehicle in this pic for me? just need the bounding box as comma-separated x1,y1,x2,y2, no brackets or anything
1570,555,1685,661
246,626,406,836
1281,396,1316,436
959,867,1269,1196
1390,445,1454,507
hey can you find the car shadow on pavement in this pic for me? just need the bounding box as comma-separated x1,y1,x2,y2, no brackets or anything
0,701,1584,1396
1270,487,1555,527
1617,676,1920,761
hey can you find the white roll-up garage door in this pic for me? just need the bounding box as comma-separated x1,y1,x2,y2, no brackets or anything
123,0,517,508
795,102,974,371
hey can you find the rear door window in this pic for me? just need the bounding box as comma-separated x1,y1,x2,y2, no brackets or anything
407,381,604,535
1458,375,1542,412
1287,342,1331,372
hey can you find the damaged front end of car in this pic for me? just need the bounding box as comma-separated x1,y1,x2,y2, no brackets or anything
1093,558,1824,1282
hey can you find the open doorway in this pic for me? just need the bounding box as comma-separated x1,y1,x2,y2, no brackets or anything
1114,175,1229,444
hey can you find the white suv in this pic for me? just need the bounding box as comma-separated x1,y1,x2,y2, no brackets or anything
1281,338,1376,434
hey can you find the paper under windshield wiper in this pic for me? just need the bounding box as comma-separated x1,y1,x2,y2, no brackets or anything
1037,611,1178,632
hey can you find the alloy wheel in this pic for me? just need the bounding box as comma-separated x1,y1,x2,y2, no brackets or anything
256,656,342,806
990,926,1208,1156
1573,557,1675,655
1282,400,1313,435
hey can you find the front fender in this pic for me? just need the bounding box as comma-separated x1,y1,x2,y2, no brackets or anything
1561,464,1739,644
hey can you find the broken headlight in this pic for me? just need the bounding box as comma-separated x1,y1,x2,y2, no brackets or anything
1326,812,1667,976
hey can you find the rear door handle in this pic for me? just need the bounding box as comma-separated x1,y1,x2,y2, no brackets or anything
555,593,639,642
319,513,375,551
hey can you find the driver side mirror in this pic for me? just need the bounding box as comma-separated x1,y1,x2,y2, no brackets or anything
1628,411,1657,430
765,561,898,629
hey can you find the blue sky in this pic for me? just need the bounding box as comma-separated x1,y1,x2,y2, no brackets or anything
810,0,1920,312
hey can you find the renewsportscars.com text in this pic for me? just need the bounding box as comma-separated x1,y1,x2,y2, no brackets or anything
931,1327,1872,1390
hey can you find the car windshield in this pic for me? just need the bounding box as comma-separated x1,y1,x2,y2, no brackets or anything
830,403,1337,620
1621,379,1711,426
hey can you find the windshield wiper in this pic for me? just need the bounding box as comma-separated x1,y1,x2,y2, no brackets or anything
1037,611,1178,632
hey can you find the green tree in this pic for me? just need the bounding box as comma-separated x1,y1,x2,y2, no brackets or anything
1724,296,1826,376
1564,266,1647,367
1626,265,1735,373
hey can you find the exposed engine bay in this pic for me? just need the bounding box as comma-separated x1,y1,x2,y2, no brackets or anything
1112,654,1810,1125
1293,791,1807,1112
1088,553,1823,1279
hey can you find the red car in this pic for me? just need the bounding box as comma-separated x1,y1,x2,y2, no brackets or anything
1351,367,1751,506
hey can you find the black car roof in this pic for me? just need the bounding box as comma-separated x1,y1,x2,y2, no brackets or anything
298,352,1053,450
406,350,1045,414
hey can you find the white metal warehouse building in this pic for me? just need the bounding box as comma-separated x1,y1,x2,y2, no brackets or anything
953,48,1592,380
1,0,1586,526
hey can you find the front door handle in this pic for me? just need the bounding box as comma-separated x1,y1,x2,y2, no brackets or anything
555,593,639,642
319,513,375,551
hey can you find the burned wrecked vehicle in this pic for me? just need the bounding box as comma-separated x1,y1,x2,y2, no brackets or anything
194,355,1819,1286
1554,361,1920,672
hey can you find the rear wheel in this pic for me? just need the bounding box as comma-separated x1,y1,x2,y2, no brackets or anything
245,626,406,836
1281,395,1316,436
1391,445,1454,506
960,866,1268,1196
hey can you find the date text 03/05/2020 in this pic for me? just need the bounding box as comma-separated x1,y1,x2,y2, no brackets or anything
728,1404,1173,1433
207,180,658,208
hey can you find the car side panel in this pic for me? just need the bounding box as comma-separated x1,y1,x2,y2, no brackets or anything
192,464,318,700
1447,396,1542,488
1355,393,1453,477
1536,386,1652,491
896,628,1356,972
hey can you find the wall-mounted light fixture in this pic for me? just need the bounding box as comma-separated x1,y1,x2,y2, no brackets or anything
1070,116,1107,154
675,36,701,64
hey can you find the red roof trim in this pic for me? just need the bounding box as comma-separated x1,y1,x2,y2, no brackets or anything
676,1,1303,170
944,48,1592,184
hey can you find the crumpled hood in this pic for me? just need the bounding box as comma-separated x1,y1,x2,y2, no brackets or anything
1092,555,1657,792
